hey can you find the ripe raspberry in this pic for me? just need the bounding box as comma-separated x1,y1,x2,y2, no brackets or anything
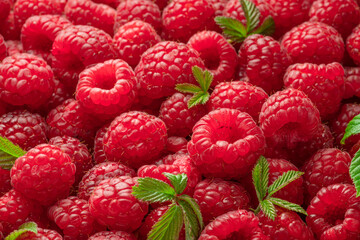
281,21,345,64
258,208,315,240
188,108,266,179
77,161,136,200
65,0,116,36
164,136,188,155
344,67,360,99
207,0,229,17
76,59,137,119
159,93,208,137
307,184,360,239
193,178,250,224
17,228,62,240
135,41,205,99
89,176,149,231
0,0,11,26
198,209,268,240
48,196,103,239
51,25,117,92
208,81,268,122
0,110,47,151
91,0,121,9
113,20,161,69
0,53,55,108
187,31,238,86
5,40,23,56
162,0,216,42
93,124,109,164
284,62,345,119
302,148,352,205
10,144,76,206
309,0,360,39
114,0,161,33
0,168,11,196
238,34,292,94
0,34,7,61
0,11,20,41
346,25,360,66
88,231,136,240
259,88,321,149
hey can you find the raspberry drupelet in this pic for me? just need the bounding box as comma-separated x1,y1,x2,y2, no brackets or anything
93,123,109,164
88,231,137,240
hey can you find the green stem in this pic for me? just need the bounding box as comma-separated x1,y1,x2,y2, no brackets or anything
254,205,261,215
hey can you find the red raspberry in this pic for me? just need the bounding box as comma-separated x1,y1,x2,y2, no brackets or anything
51,25,117,92
0,110,47,151
89,176,149,231
208,81,268,122
0,0,11,26
114,20,161,69
284,62,345,119
164,136,188,155
281,21,345,64
159,93,208,137
162,0,216,42
307,184,360,239
346,25,360,66
0,53,55,108
187,31,238,86
344,67,360,99
5,40,23,56
0,34,7,61
135,41,205,99
238,34,292,94
198,209,268,240
17,228,62,240
259,88,321,149
88,231,136,240
77,162,136,201
91,0,121,9
65,0,116,36
76,59,137,120
93,124,109,164
103,111,167,168
193,178,250,224
258,208,315,240
0,168,11,196
114,0,161,34
309,0,360,39
207,0,229,16
302,148,352,205
188,108,266,179
48,196,103,239
0,11,20,41
10,144,76,206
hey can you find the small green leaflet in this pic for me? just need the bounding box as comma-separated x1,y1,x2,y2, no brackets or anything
132,177,176,203
214,17,247,42
269,197,308,216
178,200,200,240
341,113,360,144
252,156,269,201
259,199,276,220
241,0,260,33
178,194,204,230
163,173,188,195
0,136,26,170
350,149,360,197
5,222,37,240
250,17,275,36
267,171,304,197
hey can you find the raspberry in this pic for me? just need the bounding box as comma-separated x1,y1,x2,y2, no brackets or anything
164,136,188,155
159,93,208,137
208,81,268,122
114,0,161,33
259,88,321,149
88,231,137,240
284,62,345,119
0,168,11,196
309,0,360,39
135,41,205,99
93,124,109,164
0,110,47,151
65,0,116,36
51,25,117,92
193,178,250,224
198,209,268,240
0,53,55,108
307,184,360,239
344,67,360,99
162,0,216,42
91,0,121,9
281,21,345,64
5,40,23,56
188,108,265,179
77,162,136,201
76,59,137,119
187,31,238,86
346,25,360,66
238,34,292,94
0,0,11,26
113,20,161,69
48,136,93,185
207,0,229,16
17,228,62,240
89,176,149,231
0,34,7,61
48,196,103,239
0,11,20,41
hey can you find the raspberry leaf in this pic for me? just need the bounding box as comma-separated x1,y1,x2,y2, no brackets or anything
269,197,308,216
178,194,204,229
259,199,276,220
241,0,260,33
252,156,269,201
250,16,275,36
148,204,184,240
267,171,304,197
175,84,202,94
350,149,360,197
178,199,200,240
5,222,37,240
0,136,26,170
341,113,360,145
163,173,188,195
132,177,176,203
215,17,247,43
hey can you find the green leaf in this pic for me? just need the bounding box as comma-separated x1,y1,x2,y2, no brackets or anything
178,200,200,240
341,113,360,145
241,0,260,32
163,173,188,195
269,197,308,216
267,171,304,197
191,66,213,93
0,136,26,170
350,149,360,197
188,92,207,109
250,16,275,36
215,16,247,43
148,204,184,240
178,194,204,230
259,199,276,221
252,156,269,201
132,177,176,203
5,222,37,240
175,84,202,94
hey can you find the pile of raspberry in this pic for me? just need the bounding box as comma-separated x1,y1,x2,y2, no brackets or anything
1,0,360,239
